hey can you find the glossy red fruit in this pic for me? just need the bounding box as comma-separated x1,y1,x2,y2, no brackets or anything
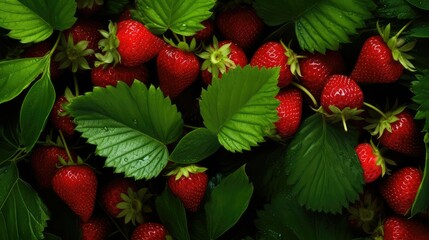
31,146,71,189
81,217,111,240
275,87,303,138
321,74,364,113
52,165,97,222
168,172,208,212
192,19,215,42
23,41,62,80
354,142,384,183
131,222,168,240
100,178,136,218
117,20,165,66
216,5,264,49
91,63,149,87
383,216,429,240
380,167,422,215
50,95,75,136
299,50,345,100
157,45,200,98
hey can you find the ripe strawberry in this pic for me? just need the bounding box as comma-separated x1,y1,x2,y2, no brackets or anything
131,222,169,240
52,164,98,222
379,167,422,215
250,41,303,88
216,4,264,49
81,217,111,240
50,90,76,137
350,22,416,84
91,63,149,87
101,178,136,218
199,37,248,85
22,40,62,80
157,40,200,98
275,87,303,138
31,146,71,189
355,141,390,183
192,19,215,42
298,50,345,100
382,216,429,240
167,165,208,212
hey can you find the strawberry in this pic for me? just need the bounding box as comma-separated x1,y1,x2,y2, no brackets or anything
274,87,303,138
81,217,111,240
91,63,149,87
350,22,416,84
250,41,303,88
355,141,392,183
131,222,170,240
298,50,345,101
198,37,248,85
31,145,72,189
22,40,62,80
216,4,264,49
382,216,429,240
157,39,200,98
52,164,98,222
379,167,422,215
167,165,208,212
76,0,104,17
192,19,215,43
50,89,76,137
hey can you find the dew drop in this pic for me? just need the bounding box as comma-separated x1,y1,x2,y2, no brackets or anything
179,23,187,31
123,157,129,162
103,126,109,132
132,119,138,125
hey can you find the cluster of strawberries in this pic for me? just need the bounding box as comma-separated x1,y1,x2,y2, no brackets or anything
22,0,428,239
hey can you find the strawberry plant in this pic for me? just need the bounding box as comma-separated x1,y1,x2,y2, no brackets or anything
1,0,429,239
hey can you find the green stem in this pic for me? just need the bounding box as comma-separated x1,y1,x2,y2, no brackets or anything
341,113,348,132
363,102,387,118
58,130,74,164
172,32,181,43
49,33,62,58
73,73,79,96
291,81,318,107
184,124,199,130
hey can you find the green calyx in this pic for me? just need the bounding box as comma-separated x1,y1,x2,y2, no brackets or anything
76,0,103,9
364,104,406,138
198,36,236,80
95,21,121,68
347,192,383,234
377,21,416,72
116,187,153,225
369,139,396,177
54,34,94,73
166,164,208,181
315,105,364,132
280,40,305,77
164,35,197,52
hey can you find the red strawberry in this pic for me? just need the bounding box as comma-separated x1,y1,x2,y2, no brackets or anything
299,50,345,100
131,222,169,240
52,164,98,222
354,141,389,183
199,38,248,85
192,19,215,42
275,87,303,138
350,22,416,84
118,9,132,22
250,41,303,88
321,75,364,112
31,146,71,189
380,167,422,215
81,217,111,240
382,216,429,240
23,40,62,80
101,178,136,218
216,4,264,49
50,91,76,137
167,165,208,212
157,40,200,98
91,63,149,87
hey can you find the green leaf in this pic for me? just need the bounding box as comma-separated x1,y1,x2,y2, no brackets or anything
104,0,130,15
67,81,183,180
155,187,190,240
20,73,55,151
0,163,50,240
132,0,216,36
0,56,48,104
411,138,429,216
0,163,18,206
411,70,429,132
205,165,253,239
0,125,21,165
0,0,76,43
406,0,429,10
285,113,363,213
170,128,220,164
200,66,280,153
377,0,421,19
409,19,429,38
253,0,376,53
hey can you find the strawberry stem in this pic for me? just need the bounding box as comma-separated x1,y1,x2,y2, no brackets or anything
363,102,387,118
58,130,74,164
73,73,80,96
341,113,348,132
291,81,318,107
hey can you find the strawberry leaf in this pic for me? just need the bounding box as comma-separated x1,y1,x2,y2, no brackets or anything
0,125,21,165
409,20,429,37
205,165,253,239
285,113,363,213
20,73,55,151
254,0,375,53
170,128,220,164
67,81,184,180
132,0,215,36
0,163,50,240
155,187,191,240
0,0,76,43
200,66,280,153
0,56,49,104
406,0,429,10
411,137,429,216
411,70,429,132
377,0,421,19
